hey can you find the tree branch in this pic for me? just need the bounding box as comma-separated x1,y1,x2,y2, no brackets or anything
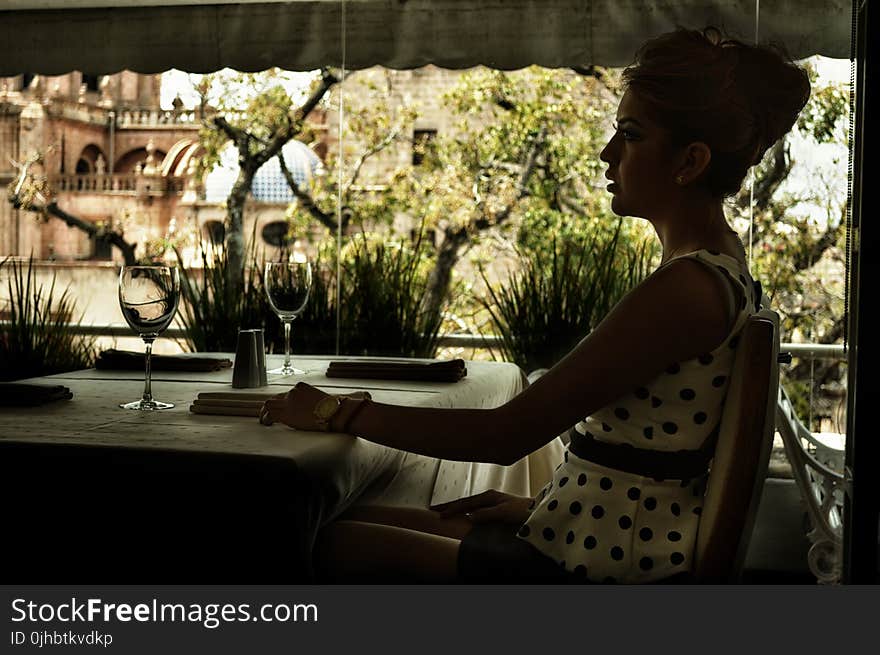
46,202,137,265
212,115,246,144
736,139,791,213
570,65,607,84
473,127,545,231
276,151,339,232
343,127,402,196
256,69,343,171
792,221,843,272
294,68,343,125
8,155,137,265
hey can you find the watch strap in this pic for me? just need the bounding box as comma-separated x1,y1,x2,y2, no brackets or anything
329,394,372,434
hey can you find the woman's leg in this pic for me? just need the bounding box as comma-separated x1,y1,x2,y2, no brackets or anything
314,519,461,583
315,505,476,582
337,504,474,539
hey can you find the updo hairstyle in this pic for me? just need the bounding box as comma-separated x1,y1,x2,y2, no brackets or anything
622,26,811,198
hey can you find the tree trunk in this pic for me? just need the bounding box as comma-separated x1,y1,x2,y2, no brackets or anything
420,128,544,320
224,168,255,299
213,69,341,298
422,227,468,321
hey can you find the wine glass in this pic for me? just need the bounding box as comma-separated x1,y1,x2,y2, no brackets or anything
264,260,312,375
118,265,180,410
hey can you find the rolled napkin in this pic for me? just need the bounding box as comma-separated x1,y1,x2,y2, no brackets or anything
0,382,73,407
96,349,233,372
325,358,467,382
189,391,279,417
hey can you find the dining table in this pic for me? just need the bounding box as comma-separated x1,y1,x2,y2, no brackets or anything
0,353,564,582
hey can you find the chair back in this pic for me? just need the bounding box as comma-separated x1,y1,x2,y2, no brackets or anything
693,307,780,582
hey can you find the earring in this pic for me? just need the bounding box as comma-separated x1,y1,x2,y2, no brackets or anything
676,175,685,185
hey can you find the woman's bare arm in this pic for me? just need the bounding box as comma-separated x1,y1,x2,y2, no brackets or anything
267,258,734,465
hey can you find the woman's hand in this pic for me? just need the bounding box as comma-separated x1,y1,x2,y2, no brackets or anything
430,489,534,525
259,382,370,431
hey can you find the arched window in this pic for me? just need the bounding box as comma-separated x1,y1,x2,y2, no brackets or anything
75,144,106,175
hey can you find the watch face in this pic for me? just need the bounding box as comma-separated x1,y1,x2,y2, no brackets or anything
315,396,340,420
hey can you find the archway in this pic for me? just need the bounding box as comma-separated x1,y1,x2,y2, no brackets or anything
115,147,167,174
75,144,106,174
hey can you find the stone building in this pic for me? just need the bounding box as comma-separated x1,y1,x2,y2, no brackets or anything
0,70,203,262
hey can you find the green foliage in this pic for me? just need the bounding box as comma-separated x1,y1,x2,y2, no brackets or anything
0,256,96,381
279,242,338,355
797,62,850,144
196,70,309,180
386,67,616,237
480,220,656,372
289,232,445,358
334,232,444,357
285,69,419,237
176,231,445,359
781,376,814,429
175,237,267,352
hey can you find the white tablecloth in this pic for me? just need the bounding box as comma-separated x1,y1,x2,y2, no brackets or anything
0,354,565,523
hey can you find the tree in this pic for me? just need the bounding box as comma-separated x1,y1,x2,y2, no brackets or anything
196,68,341,298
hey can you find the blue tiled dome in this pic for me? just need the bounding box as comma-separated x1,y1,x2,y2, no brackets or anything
204,139,323,204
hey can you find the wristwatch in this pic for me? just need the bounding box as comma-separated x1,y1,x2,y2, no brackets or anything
313,395,343,431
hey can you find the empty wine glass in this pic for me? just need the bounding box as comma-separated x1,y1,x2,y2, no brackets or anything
264,259,312,375
118,265,180,410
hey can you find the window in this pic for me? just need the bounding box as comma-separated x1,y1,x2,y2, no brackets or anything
81,73,99,92
412,129,437,166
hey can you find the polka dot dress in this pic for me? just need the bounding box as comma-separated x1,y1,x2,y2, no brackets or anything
518,250,758,583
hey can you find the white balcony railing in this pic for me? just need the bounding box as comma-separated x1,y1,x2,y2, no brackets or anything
49,173,186,196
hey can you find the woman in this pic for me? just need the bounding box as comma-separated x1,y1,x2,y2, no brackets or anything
260,26,811,583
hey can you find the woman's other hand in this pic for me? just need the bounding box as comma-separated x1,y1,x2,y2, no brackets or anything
430,489,534,525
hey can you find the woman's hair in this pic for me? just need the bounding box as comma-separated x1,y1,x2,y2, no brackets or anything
622,26,811,198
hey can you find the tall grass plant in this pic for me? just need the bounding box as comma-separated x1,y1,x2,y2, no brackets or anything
0,256,97,381
175,238,266,353
335,232,444,358
480,221,656,373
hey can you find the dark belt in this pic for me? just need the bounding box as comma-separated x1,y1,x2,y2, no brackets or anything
566,427,718,481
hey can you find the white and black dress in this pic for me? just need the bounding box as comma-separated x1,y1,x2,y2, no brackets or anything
459,250,759,583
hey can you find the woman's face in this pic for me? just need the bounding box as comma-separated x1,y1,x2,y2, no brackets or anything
599,89,683,219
